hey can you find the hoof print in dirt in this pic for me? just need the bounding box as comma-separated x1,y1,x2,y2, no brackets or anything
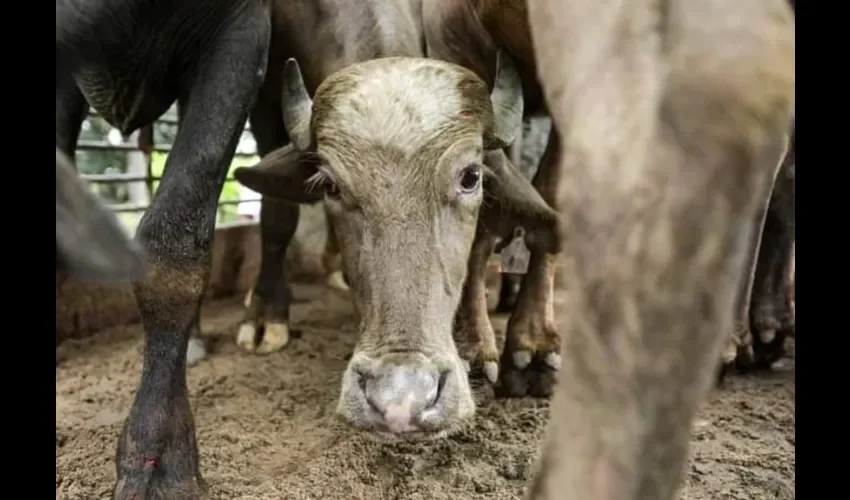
496,350,560,398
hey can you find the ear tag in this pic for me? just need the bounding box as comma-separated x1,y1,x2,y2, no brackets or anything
500,227,530,275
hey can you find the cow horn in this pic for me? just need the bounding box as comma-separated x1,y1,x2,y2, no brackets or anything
485,50,524,150
281,58,313,151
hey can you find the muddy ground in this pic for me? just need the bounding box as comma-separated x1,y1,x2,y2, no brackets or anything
56,283,795,500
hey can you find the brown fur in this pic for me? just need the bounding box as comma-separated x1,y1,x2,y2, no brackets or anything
524,0,795,498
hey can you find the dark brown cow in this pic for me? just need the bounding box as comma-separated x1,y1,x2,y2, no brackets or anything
523,0,795,498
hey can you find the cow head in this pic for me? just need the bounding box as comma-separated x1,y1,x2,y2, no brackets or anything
235,54,556,439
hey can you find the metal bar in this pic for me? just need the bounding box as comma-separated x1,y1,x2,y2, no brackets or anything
85,111,251,131
106,197,262,214
80,173,158,183
77,140,254,157
82,111,258,223
82,174,242,184
77,140,172,152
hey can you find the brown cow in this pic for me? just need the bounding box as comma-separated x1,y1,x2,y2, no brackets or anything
236,53,556,436
235,0,427,356
523,0,795,499
422,0,796,390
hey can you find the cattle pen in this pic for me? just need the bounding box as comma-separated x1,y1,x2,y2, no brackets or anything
56,113,795,500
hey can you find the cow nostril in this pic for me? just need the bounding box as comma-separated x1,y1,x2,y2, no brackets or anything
356,370,368,393
428,370,450,409
357,371,383,414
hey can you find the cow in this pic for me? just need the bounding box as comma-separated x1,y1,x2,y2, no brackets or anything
422,0,796,388
522,0,795,499
234,0,427,356
56,148,146,281
56,0,271,496
421,0,569,395
235,53,556,436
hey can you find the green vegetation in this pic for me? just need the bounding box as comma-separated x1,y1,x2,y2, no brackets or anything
75,110,260,235
150,152,260,225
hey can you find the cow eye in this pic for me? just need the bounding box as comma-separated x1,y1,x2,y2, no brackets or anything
458,165,482,193
324,181,340,200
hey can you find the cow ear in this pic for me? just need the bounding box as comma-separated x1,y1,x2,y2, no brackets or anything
234,145,326,203
480,150,559,245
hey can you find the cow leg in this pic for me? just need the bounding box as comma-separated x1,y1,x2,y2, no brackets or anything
496,273,522,313
717,130,794,381
498,128,562,398
112,14,269,500
238,198,298,354
238,94,298,355
747,133,796,368
165,101,211,369
524,0,795,497
454,226,501,383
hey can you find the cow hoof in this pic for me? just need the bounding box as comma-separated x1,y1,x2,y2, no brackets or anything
186,337,208,367
256,322,290,354
455,332,500,384
483,361,499,384
236,323,257,352
114,473,207,500
497,349,559,398
113,395,207,500
236,321,290,354
496,311,560,397
325,270,350,292
238,288,292,354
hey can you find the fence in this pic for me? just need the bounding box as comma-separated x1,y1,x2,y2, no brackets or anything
75,107,262,232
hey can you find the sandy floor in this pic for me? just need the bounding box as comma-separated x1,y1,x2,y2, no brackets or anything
56,284,795,500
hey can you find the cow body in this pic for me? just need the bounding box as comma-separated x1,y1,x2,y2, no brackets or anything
424,0,796,386
235,0,426,355
56,0,271,497
236,54,556,437
523,0,795,498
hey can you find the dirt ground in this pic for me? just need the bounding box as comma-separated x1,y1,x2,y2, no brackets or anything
56,283,795,500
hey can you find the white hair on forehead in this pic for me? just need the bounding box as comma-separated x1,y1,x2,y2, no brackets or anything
315,59,478,154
